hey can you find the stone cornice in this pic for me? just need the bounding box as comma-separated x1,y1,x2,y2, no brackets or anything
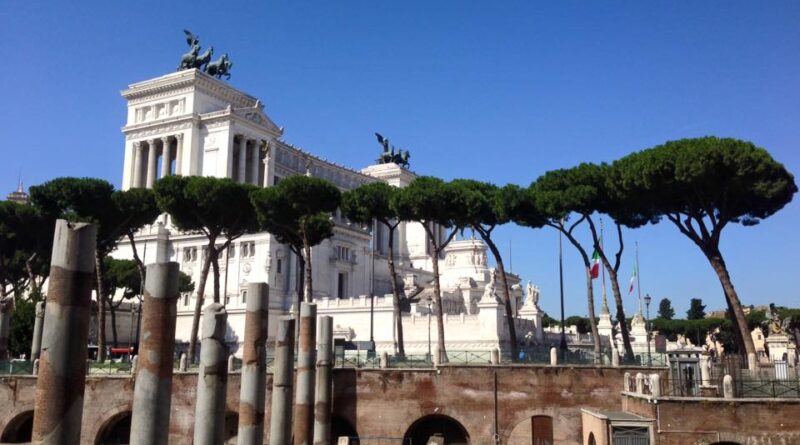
121,69,258,108
123,116,197,140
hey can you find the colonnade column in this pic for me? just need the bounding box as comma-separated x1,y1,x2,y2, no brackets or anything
262,142,272,187
132,142,143,188
238,136,248,183
175,134,184,176
146,139,158,188
160,137,171,179
250,142,260,186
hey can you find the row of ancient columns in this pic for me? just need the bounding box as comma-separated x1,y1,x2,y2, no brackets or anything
29,219,335,445
234,135,263,185
132,134,184,188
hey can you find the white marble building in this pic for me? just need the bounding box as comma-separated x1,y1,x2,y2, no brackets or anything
112,69,542,356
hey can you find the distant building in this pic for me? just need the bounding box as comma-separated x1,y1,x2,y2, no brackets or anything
6,182,28,204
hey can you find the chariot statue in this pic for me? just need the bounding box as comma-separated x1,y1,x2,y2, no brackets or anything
177,30,232,79
375,133,411,168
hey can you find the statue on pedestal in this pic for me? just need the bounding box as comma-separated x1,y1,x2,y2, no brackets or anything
375,133,411,168
177,30,233,78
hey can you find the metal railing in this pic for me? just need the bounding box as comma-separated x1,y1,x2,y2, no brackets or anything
739,379,800,398
0,360,34,375
89,361,133,375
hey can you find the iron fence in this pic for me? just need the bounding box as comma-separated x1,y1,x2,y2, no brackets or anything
88,361,133,375
0,360,34,375
388,354,433,369
739,379,800,398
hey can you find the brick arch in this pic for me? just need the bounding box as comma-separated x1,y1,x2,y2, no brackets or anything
502,408,560,445
404,413,470,445
84,403,132,445
0,409,34,443
694,432,747,445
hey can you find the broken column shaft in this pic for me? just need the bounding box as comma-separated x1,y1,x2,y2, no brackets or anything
237,282,269,445
31,220,97,445
293,302,318,445
193,303,229,445
129,262,180,445
30,301,46,361
269,317,295,445
313,316,333,445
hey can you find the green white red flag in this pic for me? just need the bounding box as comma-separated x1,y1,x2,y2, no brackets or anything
590,249,600,279
628,265,637,294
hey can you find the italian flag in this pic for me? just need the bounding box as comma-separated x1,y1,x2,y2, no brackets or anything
590,249,600,279
628,265,637,294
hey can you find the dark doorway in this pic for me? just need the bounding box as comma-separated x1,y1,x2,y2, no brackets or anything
331,415,359,442
95,411,132,445
404,414,469,445
224,412,239,443
0,410,33,443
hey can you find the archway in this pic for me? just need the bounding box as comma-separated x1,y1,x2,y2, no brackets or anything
588,432,597,445
404,414,469,445
532,415,553,445
0,410,34,443
224,412,239,444
331,415,359,442
95,411,131,445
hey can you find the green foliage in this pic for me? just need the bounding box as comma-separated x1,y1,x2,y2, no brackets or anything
104,257,194,299
154,176,258,241
250,176,340,253
658,298,675,320
341,182,397,226
651,317,726,343
391,176,458,229
687,298,706,320
0,201,53,295
532,163,607,219
8,289,41,358
612,137,797,229
565,315,591,334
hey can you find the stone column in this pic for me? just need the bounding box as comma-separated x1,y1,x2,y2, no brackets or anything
0,299,12,361
160,137,171,179
175,134,184,176
262,142,272,188
146,139,158,188
193,303,229,445
237,282,269,445
269,317,295,445
250,143,260,185
132,141,143,188
293,303,317,445
32,220,97,445
30,301,46,361
129,262,180,445
313,316,334,445
238,137,248,183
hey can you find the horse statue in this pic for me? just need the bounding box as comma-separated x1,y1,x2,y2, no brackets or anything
206,53,233,79
178,30,202,71
193,47,214,71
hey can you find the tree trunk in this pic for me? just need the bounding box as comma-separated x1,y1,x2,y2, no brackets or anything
296,252,305,348
704,248,756,359
127,232,146,295
605,266,634,359
25,253,39,297
584,267,601,355
109,302,119,347
212,252,221,304
188,244,214,362
480,232,518,362
387,226,405,357
303,243,313,303
431,247,447,363
95,253,107,362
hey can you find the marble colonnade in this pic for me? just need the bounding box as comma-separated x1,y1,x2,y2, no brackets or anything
131,134,184,188
234,135,267,185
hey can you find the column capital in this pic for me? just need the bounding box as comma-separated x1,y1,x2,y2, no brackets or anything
175,133,184,142
148,138,157,145
133,141,142,150
160,136,171,144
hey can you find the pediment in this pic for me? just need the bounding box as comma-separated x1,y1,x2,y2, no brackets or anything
233,103,282,135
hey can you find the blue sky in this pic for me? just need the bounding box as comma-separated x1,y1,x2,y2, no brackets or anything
1,1,798,318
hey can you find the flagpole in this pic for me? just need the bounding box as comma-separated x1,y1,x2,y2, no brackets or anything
600,218,608,311
636,241,643,315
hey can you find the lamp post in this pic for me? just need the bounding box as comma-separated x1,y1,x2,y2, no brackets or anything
644,294,652,367
426,297,433,362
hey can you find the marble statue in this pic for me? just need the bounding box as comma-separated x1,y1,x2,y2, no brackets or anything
526,280,540,309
